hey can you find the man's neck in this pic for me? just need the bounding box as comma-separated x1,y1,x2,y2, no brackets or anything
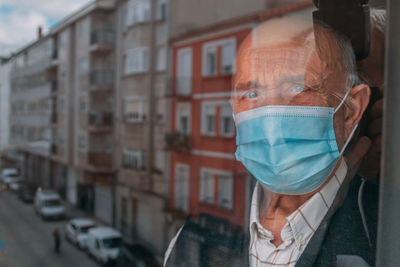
258,159,342,247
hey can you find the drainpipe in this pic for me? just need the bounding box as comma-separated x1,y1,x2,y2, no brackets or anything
147,0,157,192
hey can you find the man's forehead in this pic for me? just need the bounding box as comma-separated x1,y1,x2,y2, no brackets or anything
243,17,313,50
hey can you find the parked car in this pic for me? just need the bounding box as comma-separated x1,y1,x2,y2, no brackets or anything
18,186,35,203
114,243,160,267
9,180,24,193
1,168,18,178
65,218,96,249
34,189,65,220
87,227,122,266
2,176,22,191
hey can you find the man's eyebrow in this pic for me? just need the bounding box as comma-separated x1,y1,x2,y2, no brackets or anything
234,81,266,91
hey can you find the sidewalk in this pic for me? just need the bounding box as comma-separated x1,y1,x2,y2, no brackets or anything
63,202,105,226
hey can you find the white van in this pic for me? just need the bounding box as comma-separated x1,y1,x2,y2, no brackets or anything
87,227,122,265
34,189,65,220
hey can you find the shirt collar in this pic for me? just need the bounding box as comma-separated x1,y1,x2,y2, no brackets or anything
249,159,348,249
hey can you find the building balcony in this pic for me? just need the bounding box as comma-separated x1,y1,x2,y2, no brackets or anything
89,69,114,91
88,152,112,167
88,111,113,131
165,132,191,152
124,113,146,124
90,29,114,52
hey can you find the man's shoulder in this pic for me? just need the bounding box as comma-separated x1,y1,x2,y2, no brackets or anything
300,175,379,267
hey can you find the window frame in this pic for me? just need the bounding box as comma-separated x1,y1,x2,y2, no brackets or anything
202,37,236,77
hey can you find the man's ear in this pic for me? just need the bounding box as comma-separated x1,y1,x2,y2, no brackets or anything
344,84,371,137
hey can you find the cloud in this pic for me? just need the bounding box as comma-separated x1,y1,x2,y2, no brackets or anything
0,0,93,56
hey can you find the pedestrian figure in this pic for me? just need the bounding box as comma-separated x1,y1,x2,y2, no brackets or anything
53,228,61,253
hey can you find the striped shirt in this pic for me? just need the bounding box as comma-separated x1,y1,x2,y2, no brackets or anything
249,160,347,267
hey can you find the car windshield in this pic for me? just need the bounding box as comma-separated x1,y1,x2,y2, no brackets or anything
80,225,94,233
44,199,61,207
102,237,122,249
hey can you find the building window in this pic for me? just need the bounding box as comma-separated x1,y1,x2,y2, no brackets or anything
124,47,149,75
79,58,89,74
78,18,89,37
220,103,234,137
199,171,215,204
154,150,165,173
201,101,234,137
204,46,217,76
202,38,236,77
79,97,88,113
124,98,144,123
157,0,167,20
221,41,235,75
176,47,192,95
122,148,144,170
218,175,233,209
78,134,87,151
156,46,167,71
199,168,233,209
176,102,191,134
60,30,68,46
125,0,150,27
175,163,189,212
201,102,216,136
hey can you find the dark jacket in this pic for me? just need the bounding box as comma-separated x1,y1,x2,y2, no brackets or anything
164,176,379,267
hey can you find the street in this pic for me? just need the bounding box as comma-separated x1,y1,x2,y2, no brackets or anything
0,191,99,267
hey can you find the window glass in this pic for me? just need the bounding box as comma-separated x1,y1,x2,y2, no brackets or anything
125,47,149,74
175,164,189,212
177,47,192,95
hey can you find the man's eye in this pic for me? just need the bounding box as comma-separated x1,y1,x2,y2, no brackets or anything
245,91,258,99
293,85,304,93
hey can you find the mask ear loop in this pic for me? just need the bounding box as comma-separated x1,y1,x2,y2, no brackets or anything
333,85,360,155
334,86,352,114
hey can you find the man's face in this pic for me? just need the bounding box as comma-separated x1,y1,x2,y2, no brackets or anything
232,20,351,149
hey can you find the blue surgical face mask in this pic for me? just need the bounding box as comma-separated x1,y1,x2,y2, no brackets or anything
234,90,356,195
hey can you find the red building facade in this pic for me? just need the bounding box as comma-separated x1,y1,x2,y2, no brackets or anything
168,27,252,227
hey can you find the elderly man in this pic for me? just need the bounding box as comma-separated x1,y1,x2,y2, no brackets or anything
164,15,379,267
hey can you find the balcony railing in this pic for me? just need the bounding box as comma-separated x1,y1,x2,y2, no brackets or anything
88,111,113,127
90,29,115,46
89,69,114,87
88,152,112,167
165,132,191,152
125,113,146,123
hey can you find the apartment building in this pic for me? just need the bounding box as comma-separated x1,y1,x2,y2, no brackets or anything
113,0,170,256
50,0,116,224
9,0,117,224
0,57,12,153
9,34,57,188
166,1,313,266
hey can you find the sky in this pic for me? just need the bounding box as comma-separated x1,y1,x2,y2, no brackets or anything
0,0,93,57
